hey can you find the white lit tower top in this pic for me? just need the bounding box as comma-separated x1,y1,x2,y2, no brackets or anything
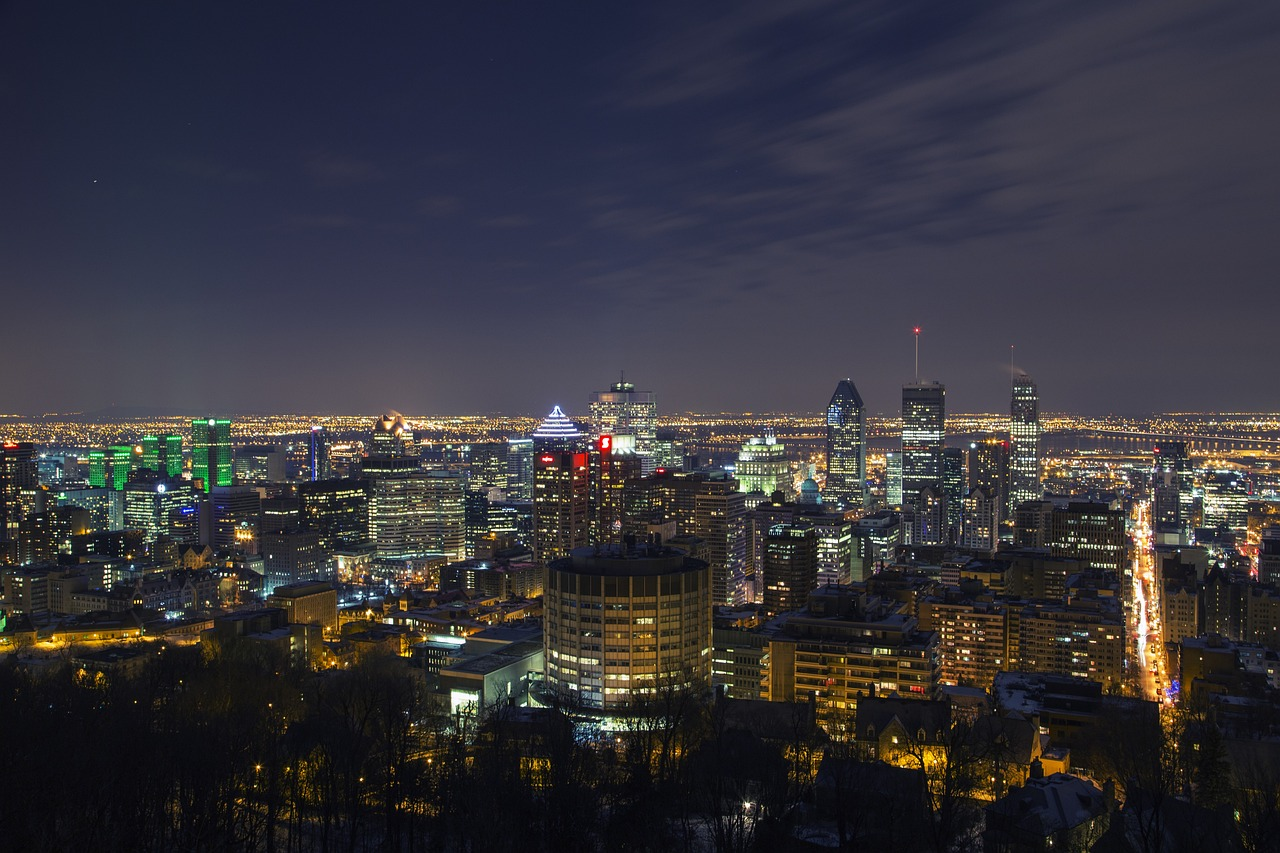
589,373,657,455
531,405,585,450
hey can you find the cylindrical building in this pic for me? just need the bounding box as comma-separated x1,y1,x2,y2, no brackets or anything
544,544,711,710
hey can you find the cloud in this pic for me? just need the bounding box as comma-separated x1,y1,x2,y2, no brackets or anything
418,195,461,216
163,156,260,184
303,151,383,187
273,213,362,231
584,0,1280,298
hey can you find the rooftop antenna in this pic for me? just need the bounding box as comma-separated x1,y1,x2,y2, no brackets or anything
913,327,921,382
1010,344,1015,388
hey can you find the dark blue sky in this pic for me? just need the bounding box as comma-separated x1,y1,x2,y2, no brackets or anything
3,1,1278,416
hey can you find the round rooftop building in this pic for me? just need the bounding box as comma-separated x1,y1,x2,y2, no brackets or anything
544,543,712,710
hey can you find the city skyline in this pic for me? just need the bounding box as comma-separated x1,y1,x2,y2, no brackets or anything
3,2,1280,416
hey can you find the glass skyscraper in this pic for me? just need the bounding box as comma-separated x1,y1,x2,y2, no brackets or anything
1009,373,1041,510
308,425,332,481
901,382,946,513
191,418,233,489
141,434,184,478
824,379,866,512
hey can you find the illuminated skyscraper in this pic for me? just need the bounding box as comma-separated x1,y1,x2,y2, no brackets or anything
191,418,233,490
902,382,945,536
968,438,1010,510
544,544,711,709
824,379,867,512
737,434,790,498
533,448,589,564
1009,373,1041,510
370,413,415,458
761,523,818,619
141,434,184,479
423,469,467,562
589,376,657,470
942,447,965,543
89,445,138,491
363,415,431,561
308,426,333,481
1152,442,1192,539
1,441,38,543
885,451,903,507
505,437,534,500
299,479,370,550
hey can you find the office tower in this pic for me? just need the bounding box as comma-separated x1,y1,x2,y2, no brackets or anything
968,438,1010,511
308,426,333,481
942,447,965,543
466,441,508,492
505,437,534,500
824,379,867,512
589,376,657,470
596,434,643,546
533,448,589,564
901,381,945,514
1152,442,1192,538
260,529,324,593
736,434,790,497
17,506,89,565
651,429,687,472
234,445,286,483
1,441,39,542
261,496,301,534
55,486,123,533
752,493,853,589
1202,470,1250,532
1009,373,1041,510
543,543,711,709
851,510,902,581
364,458,432,561
885,451,903,507
123,478,196,545
191,418,233,489
205,485,262,551
88,445,137,491
961,487,1000,552
464,489,490,557
370,413,416,458
761,523,818,618
1047,502,1126,577
629,471,752,607
299,479,370,550
422,469,466,562
912,484,947,547
140,434,184,479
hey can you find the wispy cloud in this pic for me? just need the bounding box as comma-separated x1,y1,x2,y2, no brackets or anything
303,151,383,187
581,0,1280,309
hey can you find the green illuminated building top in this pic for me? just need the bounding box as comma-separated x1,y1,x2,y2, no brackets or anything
88,445,138,491
141,434,184,478
191,418,233,489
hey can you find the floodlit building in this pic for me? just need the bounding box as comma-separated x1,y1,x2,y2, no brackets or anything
543,544,712,710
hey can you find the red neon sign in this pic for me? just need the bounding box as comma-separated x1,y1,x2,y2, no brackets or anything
600,435,611,452
539,454,555,464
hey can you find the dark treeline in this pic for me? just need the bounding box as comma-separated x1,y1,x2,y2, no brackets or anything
0,643,818,853
5,642,1280,853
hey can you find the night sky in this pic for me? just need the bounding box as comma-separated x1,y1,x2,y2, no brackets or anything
3,1,1278,417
